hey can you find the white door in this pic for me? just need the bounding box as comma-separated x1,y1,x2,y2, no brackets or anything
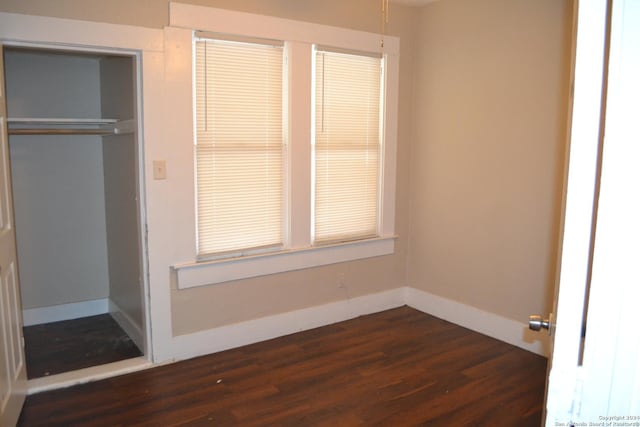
0,43,27,427
541,0,640,424
572,0,640,419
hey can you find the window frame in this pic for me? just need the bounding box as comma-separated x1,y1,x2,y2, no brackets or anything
169,4,399,289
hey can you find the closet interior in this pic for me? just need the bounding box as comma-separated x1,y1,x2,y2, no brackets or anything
3,46,146,379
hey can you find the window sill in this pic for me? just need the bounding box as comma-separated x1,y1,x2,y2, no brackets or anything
172,236,397,289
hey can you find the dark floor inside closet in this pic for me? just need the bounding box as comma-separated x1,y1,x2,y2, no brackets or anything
23,314,142,379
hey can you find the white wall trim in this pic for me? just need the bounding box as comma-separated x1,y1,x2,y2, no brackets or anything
109,300,144,352
0,12,162,52
167,286,548,362
405,287,550,356
169,287,406,361
174,237,396,289
22,298,109,326
21,287,546,359
27,357,155,395
169,3,399,56
25,286,547,393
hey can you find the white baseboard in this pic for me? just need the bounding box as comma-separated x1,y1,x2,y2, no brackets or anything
170,287,406,361
24,285,548,393
109,299,144,352
168,286,548,362
22,298,109,326
404,287,550,357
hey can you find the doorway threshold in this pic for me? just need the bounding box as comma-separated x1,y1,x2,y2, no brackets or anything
27,357,156,395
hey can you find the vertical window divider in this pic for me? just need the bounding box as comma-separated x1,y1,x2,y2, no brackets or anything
287,41,313,249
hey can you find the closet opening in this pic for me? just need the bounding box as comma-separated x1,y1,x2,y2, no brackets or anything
2,45,150,381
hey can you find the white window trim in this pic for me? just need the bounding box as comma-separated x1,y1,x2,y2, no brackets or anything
174,237,396,289
168,3,399,288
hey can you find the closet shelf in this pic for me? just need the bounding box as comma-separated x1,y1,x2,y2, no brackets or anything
7,118,136,135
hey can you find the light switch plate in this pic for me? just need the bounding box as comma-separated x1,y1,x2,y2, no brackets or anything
153,160,167,180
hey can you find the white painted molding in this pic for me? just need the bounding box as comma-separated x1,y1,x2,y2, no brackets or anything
22,299,108,326
404,287,550,356
0,12,162,52
168,286,548,362
173,237,396,289
169,287,406,361
169,3,399,56
25,286,548,393
109,300,144,352
24,288,547,360
27,357,154,395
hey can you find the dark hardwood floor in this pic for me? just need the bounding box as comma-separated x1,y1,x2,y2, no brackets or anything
23,313,142,379
18,306,547,426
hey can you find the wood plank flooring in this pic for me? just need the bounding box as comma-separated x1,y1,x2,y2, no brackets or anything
18,306,547,426
23,314,142,379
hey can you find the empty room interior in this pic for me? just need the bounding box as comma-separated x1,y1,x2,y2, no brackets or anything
0,0,601,425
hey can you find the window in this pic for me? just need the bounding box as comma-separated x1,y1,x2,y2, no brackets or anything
194,38,285,257
170,4,399,288
313,49,383,244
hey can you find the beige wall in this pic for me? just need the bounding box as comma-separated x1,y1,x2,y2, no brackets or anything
0,0,573,340
0,0,416,335
0,0,169,28
0,0,407,33
408,0,573,322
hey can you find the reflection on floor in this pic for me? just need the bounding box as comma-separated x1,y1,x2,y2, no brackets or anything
23,313,142,379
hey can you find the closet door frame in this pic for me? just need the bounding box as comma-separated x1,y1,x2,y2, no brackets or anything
0,13,163,393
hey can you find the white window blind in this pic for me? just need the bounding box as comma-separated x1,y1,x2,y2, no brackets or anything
313,49,383,244
195,38,285,257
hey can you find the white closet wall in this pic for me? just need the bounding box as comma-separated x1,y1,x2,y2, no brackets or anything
100,56,144,336
6,50,110,310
